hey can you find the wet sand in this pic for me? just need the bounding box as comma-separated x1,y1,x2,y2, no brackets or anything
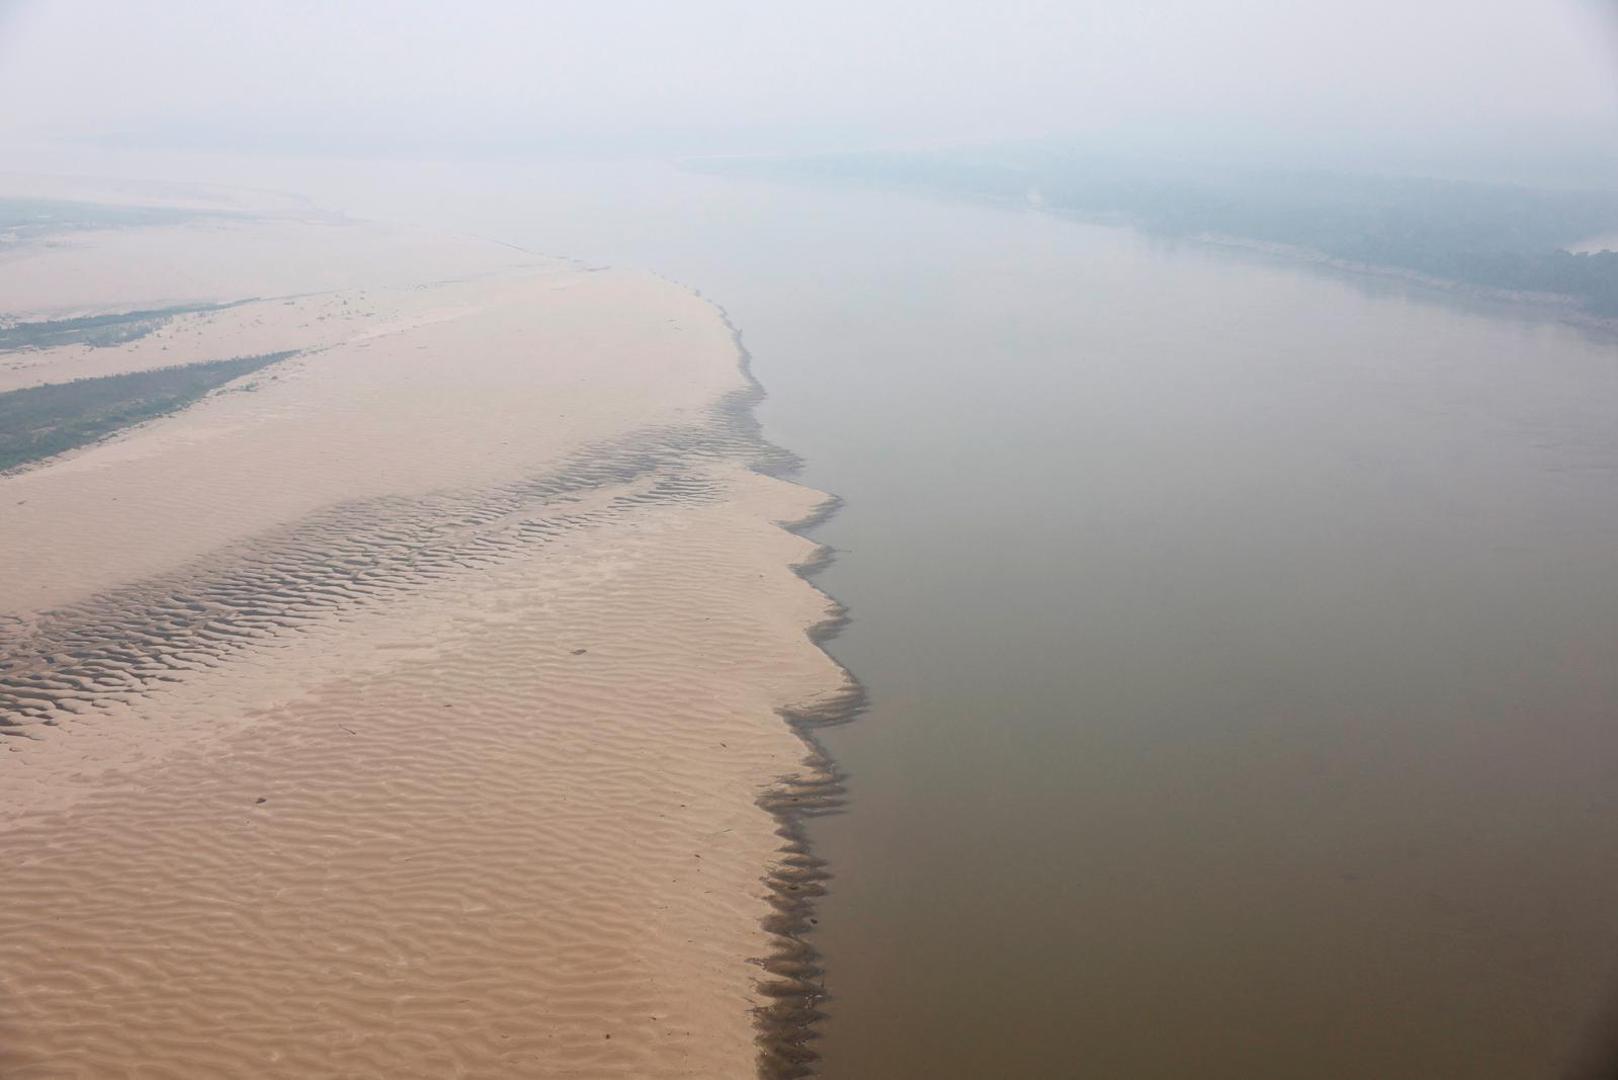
0,203,849,1077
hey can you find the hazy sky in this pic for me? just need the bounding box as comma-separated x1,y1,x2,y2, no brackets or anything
2,0,1616,162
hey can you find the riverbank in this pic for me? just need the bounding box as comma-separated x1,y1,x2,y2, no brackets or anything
0,198,851,1078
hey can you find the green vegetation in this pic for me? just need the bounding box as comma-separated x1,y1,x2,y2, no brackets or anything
0,302,241,352
0,352,296,471
709,148,1618,315
0,197,230,246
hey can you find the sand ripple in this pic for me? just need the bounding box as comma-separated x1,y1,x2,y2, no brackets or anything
0,408,783,736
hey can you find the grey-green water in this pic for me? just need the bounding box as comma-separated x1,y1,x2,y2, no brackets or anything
263,160,1618,1076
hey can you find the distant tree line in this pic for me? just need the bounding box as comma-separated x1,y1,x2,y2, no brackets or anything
711,150,1618,315
0,198,228,249
0,302,236,352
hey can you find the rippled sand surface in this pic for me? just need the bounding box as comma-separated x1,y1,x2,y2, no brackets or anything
0,209,848,1077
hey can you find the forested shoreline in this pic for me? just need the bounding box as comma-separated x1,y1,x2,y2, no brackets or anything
710,148,1618,315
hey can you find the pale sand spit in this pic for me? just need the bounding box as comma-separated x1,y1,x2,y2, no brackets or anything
0,209,850,1078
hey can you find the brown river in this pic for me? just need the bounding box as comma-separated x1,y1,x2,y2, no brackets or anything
481,164,1618,1078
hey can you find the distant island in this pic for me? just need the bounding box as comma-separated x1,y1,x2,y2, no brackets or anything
706,146,1618,317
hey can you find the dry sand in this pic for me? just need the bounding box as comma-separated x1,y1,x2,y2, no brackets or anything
0,201,849,1077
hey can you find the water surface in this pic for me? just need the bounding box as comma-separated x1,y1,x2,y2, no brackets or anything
517,169,1618,1078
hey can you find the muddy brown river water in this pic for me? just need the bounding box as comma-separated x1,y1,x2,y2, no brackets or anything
600,172,1618,1080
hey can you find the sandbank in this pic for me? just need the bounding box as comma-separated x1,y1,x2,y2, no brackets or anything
0,197,848,1078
